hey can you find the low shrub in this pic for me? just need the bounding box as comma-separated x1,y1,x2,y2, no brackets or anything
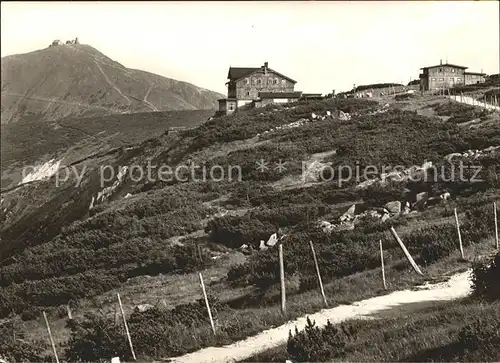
287,317,356,361
471,252,500,300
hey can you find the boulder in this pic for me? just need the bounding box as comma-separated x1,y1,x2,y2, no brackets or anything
340,204,356,222
440,192,451,201
416,192,429,203
266,233,278,247
134,304,154,313
415,192,429,210
402,201,411,215
384,201,401,215
259,240,268,251
338,110,351,121
355,178,378,189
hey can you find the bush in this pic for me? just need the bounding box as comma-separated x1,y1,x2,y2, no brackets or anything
456,314,500,358
65,314,130,362
287,317,355,361
471,252,500,300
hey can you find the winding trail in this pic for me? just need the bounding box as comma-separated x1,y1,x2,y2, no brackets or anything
167,270,472,363
94,61,131,104
1,92,120,113
144,85,159,111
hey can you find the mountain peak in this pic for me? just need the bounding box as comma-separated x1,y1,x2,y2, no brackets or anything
1,44,223,124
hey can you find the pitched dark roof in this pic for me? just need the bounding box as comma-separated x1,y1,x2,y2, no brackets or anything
258,91,302,99
227,66,297,83
227,67,260,80
420,63,468,70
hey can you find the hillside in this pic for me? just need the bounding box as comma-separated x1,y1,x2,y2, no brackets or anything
0,44,224,124
0,109,213,189
1,93,499,362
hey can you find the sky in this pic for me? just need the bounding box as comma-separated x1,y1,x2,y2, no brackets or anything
1,1,499,94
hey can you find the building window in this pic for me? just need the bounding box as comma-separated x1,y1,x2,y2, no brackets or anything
281,79,286,86
245,78,249,85
432,78,436,81
229,104,234,111
457,78,462,82
257,79,261,85
439,68,442,72
452,69,455,73
274,78,279,85
439,78,444,81
247,91,250,96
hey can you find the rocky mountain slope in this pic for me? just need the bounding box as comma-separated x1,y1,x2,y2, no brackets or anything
1,44,223,124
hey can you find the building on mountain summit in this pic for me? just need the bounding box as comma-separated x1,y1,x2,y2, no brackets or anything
419,60,486,91
217,62,302,116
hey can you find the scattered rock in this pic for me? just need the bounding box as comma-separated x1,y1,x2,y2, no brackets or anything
384,201,401,215
402,201,411,215
440,192,451,201
124,193,132,199
134,304,154,313
266,233,278,247
338,110,351,121
340,204,356,222
426,197,442,207
259,240,268,251
416,192,429,203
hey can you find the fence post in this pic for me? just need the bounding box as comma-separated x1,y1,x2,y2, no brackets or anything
279,243,286,315
454,208,465,259
199,272,216,335
117,293,137,361
494,202,499,249
390,227,423,275
43,311,60,363
380,240,387,290
309,241,328,307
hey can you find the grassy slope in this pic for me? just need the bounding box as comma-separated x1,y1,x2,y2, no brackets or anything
1,95,500,361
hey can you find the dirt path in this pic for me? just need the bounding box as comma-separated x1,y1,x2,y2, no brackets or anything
0,91,119,113
144,85,159,111
167,270,472,363
94,61,131,104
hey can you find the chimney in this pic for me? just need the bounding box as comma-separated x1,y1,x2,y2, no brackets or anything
264,61,268,68
263,61,268,75
440,59,442,65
